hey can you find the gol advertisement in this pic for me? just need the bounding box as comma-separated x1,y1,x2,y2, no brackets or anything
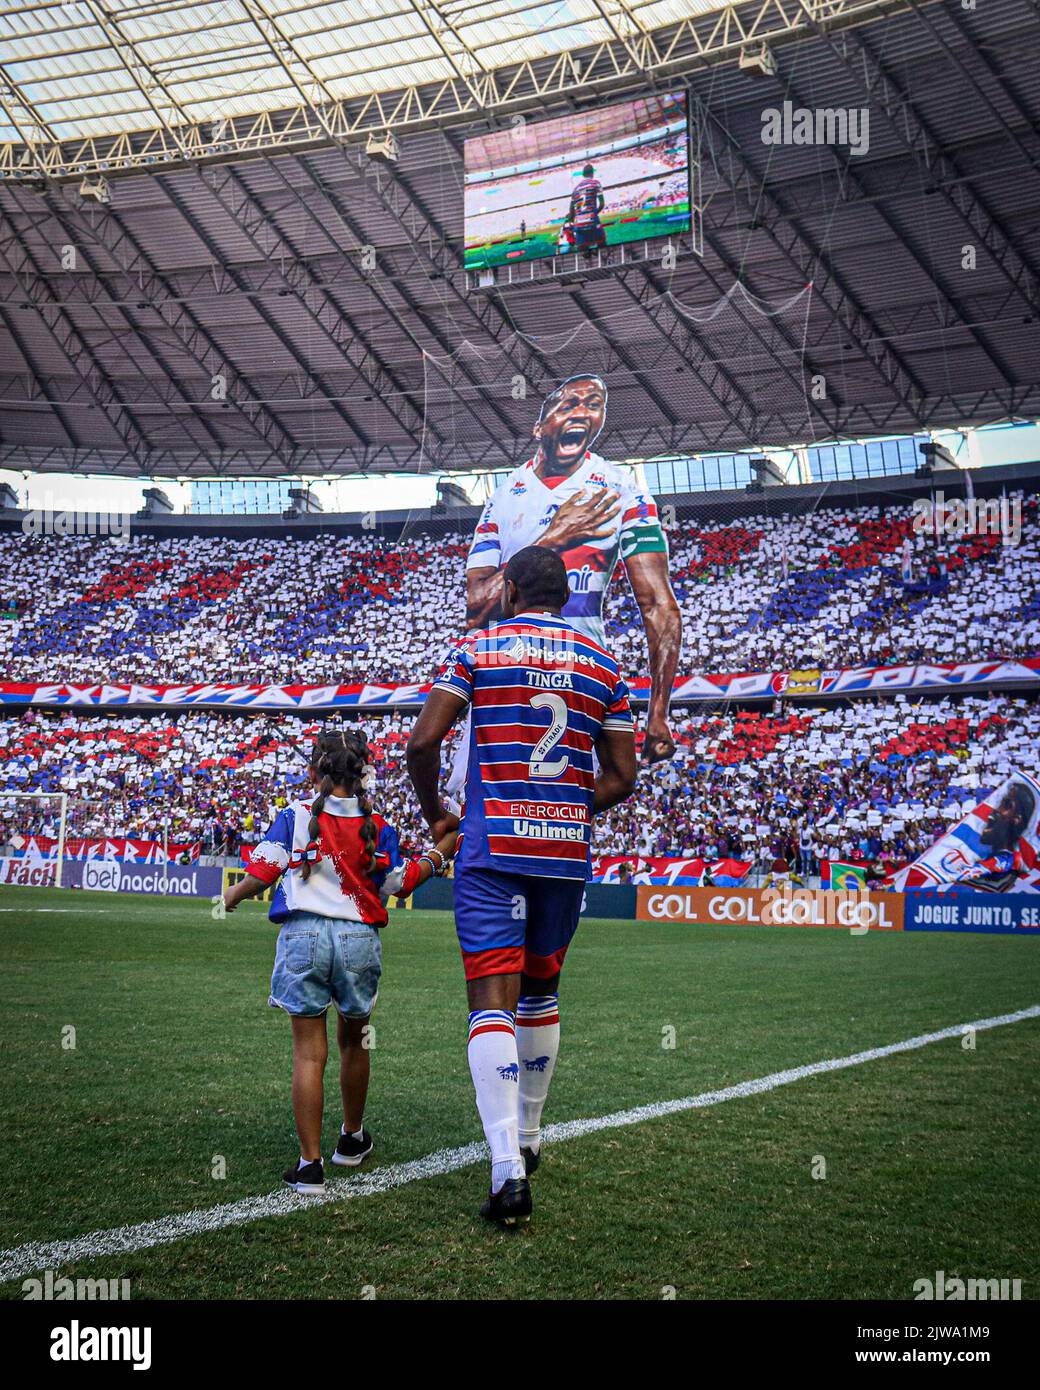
637,884,905,931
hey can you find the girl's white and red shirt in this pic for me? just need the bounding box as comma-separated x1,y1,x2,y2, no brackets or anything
246,794,423,926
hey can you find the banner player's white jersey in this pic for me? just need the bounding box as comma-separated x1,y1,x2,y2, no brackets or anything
466,451,667,647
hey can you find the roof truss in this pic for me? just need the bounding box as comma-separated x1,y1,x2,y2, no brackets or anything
1,0,914,183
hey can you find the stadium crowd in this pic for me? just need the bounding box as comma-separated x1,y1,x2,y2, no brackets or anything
0,486,1037,878
0,489,1037,687
1,693,1036,877
597,692,1040,874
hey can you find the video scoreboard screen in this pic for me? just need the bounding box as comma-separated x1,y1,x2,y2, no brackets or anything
463,90,692,270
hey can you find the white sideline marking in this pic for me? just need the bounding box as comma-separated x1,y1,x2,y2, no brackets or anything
2,1003,1037,1283
0,908,110,914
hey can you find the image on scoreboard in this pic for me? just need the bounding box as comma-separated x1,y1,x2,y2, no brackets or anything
463,91,692,270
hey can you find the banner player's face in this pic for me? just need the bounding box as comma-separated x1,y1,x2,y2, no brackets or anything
534,378,606,471
981,789,1025,852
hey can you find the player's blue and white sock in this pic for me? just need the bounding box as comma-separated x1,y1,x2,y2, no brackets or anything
467,1010,525,1193
516,994,560,1155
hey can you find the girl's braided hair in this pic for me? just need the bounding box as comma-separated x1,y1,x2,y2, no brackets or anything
301,728,376,880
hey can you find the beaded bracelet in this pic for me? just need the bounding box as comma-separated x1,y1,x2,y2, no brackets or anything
420,847,449,877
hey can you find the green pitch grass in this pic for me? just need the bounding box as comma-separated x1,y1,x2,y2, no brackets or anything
1,887,1038,1300
464,202,690,269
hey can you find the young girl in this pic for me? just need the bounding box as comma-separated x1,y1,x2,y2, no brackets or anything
223,728,457,1194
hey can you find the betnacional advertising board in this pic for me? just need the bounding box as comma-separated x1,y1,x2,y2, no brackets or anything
76,861,223,897
0,858,220,896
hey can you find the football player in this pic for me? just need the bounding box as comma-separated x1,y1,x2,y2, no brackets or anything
408,547,637,1226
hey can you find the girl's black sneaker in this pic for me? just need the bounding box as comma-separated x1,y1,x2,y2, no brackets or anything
332,1128,374,1167
283,1158,325,1194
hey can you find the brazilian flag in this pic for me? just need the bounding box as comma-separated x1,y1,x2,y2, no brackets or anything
825,860,868,891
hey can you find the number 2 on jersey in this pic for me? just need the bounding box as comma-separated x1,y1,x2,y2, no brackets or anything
529,692,569,779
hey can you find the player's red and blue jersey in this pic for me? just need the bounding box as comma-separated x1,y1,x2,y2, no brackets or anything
571,176,602,227
434,612,633,879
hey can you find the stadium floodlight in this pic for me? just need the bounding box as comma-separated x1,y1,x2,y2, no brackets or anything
917,441,959,471
137,487,175,519
0,482,19,511
78,175,111,204
365,130,400,164
739,43,777,77
435,480,472,511
749,455,788,487
285,486,323,518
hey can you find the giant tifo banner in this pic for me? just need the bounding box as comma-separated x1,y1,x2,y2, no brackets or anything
892,770,1040,893
0,657,1037,710
594,855,751,885
7,835,201,863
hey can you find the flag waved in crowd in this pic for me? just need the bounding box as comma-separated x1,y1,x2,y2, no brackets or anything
892,771,1040,893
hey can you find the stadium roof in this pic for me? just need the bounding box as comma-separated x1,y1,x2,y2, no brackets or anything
0,1,737,151
0,1,865,162
0,0,1038,477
